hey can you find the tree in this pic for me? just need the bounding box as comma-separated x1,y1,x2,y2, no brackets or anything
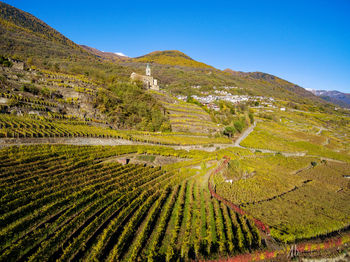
234,121,244,133
248,112,254,124
223,126,235,138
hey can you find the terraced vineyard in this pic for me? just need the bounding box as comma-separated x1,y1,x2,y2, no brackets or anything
0,66,102,121
212,155,350,243
241,109,350,162
1,2,350,261
150,91,221,134
0,145,262,261
0,114,231,146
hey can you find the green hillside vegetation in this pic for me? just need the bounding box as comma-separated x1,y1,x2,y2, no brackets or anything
133,50,214,69
0,64,170,132
94,83,170,131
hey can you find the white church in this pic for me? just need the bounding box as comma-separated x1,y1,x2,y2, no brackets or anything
130,63,159,90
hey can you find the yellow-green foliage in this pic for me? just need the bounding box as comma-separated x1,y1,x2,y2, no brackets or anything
242,119,350,162
0,144,261,261
246,178,350,243
0,114,230,145
134,50,214,69
213,155,315,204
214,154,350,243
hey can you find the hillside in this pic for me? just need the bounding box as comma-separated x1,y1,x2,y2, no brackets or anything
223,69,324,105
0,2,133,84
308,89,350,108
133,50,215,69
0,1,88,61
80,45,130,62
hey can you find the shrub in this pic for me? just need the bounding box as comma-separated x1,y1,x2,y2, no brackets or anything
0,56,12,67
223,126,235,137
20,84,39,95
234,120,244,133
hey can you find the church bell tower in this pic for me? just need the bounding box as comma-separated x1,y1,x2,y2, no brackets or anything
146,63,151,76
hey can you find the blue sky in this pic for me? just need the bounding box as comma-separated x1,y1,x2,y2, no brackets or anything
3,0,350,92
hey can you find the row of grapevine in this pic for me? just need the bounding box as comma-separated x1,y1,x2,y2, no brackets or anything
0,92,57,107
0,145,263,261
0,114,230,145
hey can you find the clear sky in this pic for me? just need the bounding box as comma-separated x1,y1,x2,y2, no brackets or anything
3,0,350,92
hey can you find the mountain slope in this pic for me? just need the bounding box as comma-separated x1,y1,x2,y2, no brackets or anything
80,45,130,62
0,2,75,47
223,68,324,104
133,50,215,69
0,1,88,61
308,89,350,108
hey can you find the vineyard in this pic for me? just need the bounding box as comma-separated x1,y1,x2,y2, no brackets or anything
0,145,262,261
212,155,350,243
150,90,222,134
0,114,231,146
241,110,350,162
1,3,350,261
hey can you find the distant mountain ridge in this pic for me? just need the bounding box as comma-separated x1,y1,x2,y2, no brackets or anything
223,68,319,102
307,89,350,108
80,45,130,61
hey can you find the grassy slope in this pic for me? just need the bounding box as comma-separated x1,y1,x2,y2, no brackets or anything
133,50,214,69
0,2,89,60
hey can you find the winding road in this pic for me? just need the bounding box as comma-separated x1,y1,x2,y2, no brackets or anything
234,121,257,147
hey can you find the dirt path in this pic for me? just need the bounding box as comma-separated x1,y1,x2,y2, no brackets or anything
200,160,218,187
0,124,342,162
0,136,236,152
316,126,327,135
234,121,257,147
0,137,137,148
232,122,307,157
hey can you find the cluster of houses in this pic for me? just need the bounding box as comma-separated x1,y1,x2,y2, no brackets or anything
191,94,274,109
176,90,276,112
215,86,238,90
